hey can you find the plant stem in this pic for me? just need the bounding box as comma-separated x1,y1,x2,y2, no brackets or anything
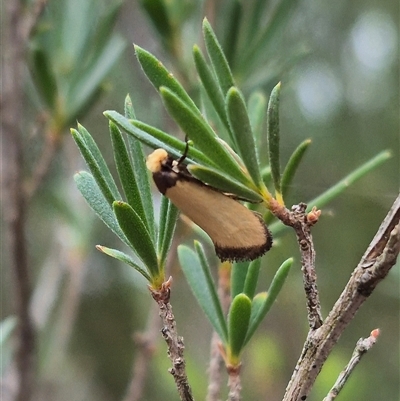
282,194,400,401
1,1,46,399
322,329,379,401
151,278,195,401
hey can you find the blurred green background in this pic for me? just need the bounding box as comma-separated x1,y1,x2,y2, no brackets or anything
1,0,398,400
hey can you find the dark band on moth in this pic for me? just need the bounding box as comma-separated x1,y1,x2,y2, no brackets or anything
146,148,273,262
215,213,272,262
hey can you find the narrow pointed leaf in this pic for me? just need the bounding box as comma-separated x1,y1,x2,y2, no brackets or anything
178,243,228,343
261,165,272,184
308,150,392,211
267,82,282,196
231,261,250,298
67,35,126,120
228,293,252,362
72,126,120,205
76,124,119,195
105,111,214,167
245,258,293,344
96,245,151,281
248,91,267,141
240,0,297,72
216,138,247,169
31,48,58,110
113,201,158,276
188,164,262,202
281,139,311,198
203,18,235,94
160,86,250,183
131,119,215,167
140,0,173,41
134,44,199,114
91,2,123,50
158,197,179,266
124,94,136,119
193,45,231,135
74,171,128,245
243,258,262,299
226,87,262,187
223,0,243,67
267,151,392,237
109,122,148,227
124,95,156,240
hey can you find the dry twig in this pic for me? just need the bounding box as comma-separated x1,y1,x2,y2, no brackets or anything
151,278,195,401
323,329,380,401
282,194,400,401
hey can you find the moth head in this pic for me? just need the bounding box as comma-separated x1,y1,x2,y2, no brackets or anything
146,148,169,173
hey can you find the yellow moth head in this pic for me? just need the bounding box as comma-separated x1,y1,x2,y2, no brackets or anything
146,148,169,173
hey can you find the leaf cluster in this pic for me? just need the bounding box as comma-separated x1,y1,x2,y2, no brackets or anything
72,18,390,362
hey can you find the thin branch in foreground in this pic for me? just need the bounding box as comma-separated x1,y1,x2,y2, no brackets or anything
227,365,241,401
323,329,380,401
123,239,181,401
150,277,195,401
269,200,323,329
293,204,323,329
282,194,400,401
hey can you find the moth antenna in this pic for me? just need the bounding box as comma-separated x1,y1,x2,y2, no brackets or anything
177,135,189,165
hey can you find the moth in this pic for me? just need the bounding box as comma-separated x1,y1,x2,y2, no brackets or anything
146,148,272,262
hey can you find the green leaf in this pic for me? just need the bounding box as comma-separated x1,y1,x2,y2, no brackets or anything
109,122,148,226
105,111,214,167
203,18,235,94
77,124,120,196
90,1,124,51
74,171,128,245
245,258,293,344
124,96,156,240
71,125,120,205
113,201,158,276
231,261,250,298
67,35,126,121
188,164,262,202
160,86,250,184
307,150,392,211
226,87,262,187
240,0,298,72
31,48,58,110
96,245,151,281
267,151,392,237
228,293,252,362
248,91,267,141
281,139,312,199
124,94,136,119
193,45,231,135
222,0,243,67
178,243,228,343
267,82,282,195
158,196,179,267
243,258,262,299
134,44,199,113
140,0,173,41
131,119,215,167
